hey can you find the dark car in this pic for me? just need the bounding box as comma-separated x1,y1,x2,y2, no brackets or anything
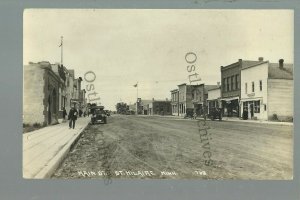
104,110,110,116
208,108,222,121
91,106,107,124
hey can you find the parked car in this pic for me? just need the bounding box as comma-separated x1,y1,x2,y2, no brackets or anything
104,110,110,116
90,106,107,124
208,108,222,121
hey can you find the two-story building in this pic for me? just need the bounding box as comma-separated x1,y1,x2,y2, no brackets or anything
221,58,266,117
177,83,194,117
170,89,179,116
191,84,218,116
240,58,293,121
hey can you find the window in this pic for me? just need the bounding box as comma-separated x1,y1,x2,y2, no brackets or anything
223,78,226,92
264,104,267,111
259,80,262,91
227,77,230,91
254,100,260,113
231,76,235,91
235,74,239,89
245,83,248,94
252,81,255,93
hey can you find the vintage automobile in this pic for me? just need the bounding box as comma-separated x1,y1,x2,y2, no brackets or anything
90,106,107,124
208,107,222,121
104,110,110,116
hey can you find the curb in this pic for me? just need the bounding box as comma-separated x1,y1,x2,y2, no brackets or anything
139,115,293,126
33,121,89,179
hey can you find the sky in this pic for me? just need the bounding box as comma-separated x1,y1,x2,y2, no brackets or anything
23,9,293,110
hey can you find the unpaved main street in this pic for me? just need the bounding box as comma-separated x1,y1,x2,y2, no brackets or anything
52,115,293,180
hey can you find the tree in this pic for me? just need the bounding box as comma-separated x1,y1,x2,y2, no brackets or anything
116,102,129,114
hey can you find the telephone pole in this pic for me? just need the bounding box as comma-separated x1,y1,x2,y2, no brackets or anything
59,36,63,65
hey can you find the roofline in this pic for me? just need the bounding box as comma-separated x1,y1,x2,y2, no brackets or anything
241,61,269,70
207,86,221,91
221,61,240,71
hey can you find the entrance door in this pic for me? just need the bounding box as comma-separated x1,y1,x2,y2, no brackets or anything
250,103,254,118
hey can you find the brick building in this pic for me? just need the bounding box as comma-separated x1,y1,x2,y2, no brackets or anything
220,58,265,117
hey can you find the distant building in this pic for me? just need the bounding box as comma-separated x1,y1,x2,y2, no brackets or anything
191,84,218,116
147,99,171,115
171,83,217,117
240,58,293,121
177,83,193,117
170,89,179,116
141,99,153,115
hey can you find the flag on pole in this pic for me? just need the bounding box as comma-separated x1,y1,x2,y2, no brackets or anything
133,83,138,87
59,36,63,47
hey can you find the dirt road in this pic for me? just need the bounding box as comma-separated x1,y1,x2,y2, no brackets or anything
52,115,293,180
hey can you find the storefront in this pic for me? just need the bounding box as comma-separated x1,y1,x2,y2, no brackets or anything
221,97,239,117
207,100,220,115
240,98,266,120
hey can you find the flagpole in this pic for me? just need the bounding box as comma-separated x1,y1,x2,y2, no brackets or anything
136,82,138,115
60,36,63,65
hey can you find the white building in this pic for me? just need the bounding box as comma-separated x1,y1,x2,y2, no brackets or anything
240,58,293,121
207,86,221,114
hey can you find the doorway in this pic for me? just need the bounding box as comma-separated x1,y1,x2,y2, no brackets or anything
48,95,51,124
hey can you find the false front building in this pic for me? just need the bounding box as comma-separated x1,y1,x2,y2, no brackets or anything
240,58,293,121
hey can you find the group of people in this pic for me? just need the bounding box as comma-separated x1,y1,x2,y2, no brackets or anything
62,106,87,129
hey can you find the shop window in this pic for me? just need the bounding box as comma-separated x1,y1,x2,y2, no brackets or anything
254,100,260,113
259,80,262,91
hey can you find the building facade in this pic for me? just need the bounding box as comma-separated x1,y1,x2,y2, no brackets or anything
170,89,179,116
220,58,266,117
207,86,221,115
23,61,84,126
177,83,194,117
148,100,172,115
23,61,64,125
240,59,293,121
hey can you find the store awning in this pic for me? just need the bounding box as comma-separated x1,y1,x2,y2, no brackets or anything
220,97,239,101
240,97,263,102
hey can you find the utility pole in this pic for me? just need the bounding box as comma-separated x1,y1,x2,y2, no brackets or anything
133,82,138,115
59,36,63,65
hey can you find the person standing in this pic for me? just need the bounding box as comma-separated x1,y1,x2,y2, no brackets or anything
68,105,78,129
63,107,67,120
